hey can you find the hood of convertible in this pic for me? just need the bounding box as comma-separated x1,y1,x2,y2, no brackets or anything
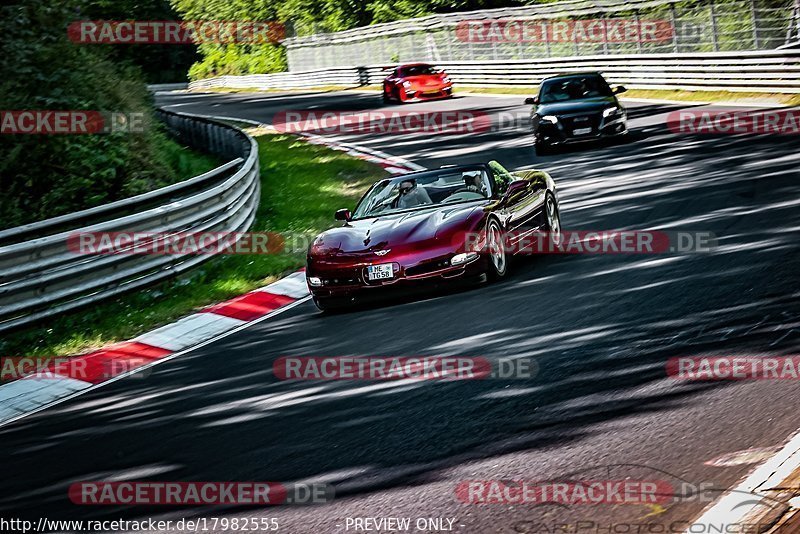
310,203,487,261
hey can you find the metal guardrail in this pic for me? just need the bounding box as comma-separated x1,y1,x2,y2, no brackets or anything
147,83,189,92
189,49,800,93
189,67,364,91
0,110,261,334
285,0,796,71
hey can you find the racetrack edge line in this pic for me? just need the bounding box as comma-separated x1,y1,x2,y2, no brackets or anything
0,295,312,430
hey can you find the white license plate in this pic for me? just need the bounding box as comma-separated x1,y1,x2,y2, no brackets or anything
367,263,394,280
573,127,592,136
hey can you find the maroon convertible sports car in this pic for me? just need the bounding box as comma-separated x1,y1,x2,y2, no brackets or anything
306,161,560,311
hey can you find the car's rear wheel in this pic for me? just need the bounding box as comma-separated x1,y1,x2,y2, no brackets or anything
486,219,508,280
544,191,562,246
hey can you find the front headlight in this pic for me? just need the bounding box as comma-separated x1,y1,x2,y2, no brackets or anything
603,106,622,118
442,76,451,83
451,252,479,265
308,276,323,287
540,115,558,124
402,81,411,88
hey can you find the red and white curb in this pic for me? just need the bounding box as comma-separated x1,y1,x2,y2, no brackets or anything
0,112,423,429
161,112,426,175
298,131,425,175
0,271,310,428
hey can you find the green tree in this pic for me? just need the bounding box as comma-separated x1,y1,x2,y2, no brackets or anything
0,1,187,228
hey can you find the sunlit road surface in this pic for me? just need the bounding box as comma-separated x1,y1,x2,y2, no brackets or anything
0,89,798,533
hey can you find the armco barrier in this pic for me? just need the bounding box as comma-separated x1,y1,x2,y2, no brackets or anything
188,66,365,91
0,110,260,334
188,49,800,94
147,83,189,92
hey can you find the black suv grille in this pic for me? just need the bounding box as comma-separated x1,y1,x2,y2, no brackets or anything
563,113,602,136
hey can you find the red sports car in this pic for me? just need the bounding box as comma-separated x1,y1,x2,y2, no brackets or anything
306,161,561,311
382,63,454,103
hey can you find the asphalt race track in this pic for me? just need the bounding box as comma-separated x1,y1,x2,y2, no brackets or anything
0,90,798,533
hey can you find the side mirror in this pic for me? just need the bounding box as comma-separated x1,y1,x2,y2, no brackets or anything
334,208,351,221
614,85,627,94
524,96,539,105
502,180,529,202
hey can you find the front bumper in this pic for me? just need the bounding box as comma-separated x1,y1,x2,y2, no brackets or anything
536,115,627,146
404,85,453,101
307,252,485,298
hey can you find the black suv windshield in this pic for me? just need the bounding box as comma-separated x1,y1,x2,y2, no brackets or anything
539,75,613,103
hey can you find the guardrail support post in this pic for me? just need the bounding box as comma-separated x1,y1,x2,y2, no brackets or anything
750,0,760,49
670,4,679,52
543,20,551,57
634,11,643,53
709,0,719,52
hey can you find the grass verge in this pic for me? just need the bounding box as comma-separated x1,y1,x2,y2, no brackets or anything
162,137,222,180
0,133,385,358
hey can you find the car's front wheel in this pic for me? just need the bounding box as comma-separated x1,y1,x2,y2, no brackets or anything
486,219,509,280
544,191,562,245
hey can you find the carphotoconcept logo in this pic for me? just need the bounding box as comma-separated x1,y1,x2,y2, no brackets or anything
68,21,285,44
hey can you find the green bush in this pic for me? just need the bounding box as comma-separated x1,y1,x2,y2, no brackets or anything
0,1,209,229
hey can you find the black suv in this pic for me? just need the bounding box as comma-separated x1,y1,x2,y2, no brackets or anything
525,72,628,153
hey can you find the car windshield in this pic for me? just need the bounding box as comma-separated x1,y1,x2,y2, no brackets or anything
352,167,492,219
399,65,436,77
539,75,613,103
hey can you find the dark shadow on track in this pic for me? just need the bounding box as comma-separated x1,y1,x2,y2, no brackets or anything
1,91,797,528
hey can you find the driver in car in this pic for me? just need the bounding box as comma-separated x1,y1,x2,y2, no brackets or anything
394,179,432,209
461,171,486,195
